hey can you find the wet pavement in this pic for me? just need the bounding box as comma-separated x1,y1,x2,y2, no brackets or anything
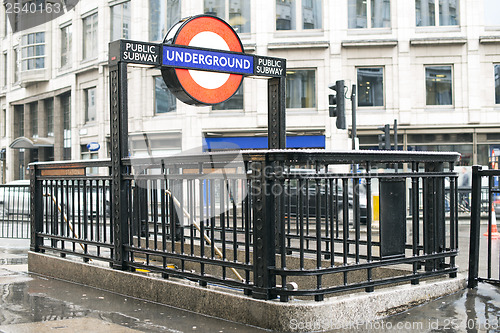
0,226,499,333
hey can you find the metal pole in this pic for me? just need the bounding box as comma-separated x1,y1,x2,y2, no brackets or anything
351,84,357,151
468,165,482,288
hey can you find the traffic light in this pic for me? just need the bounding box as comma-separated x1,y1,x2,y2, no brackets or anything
378,124,390,150
328,80,346,129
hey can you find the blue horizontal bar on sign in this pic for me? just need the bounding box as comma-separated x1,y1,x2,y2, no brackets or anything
203,135,325,151
162,45,254,75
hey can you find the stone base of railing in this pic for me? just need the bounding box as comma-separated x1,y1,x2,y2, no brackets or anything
28,251,466,332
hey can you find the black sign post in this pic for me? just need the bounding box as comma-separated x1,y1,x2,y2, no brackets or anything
108,37,286,270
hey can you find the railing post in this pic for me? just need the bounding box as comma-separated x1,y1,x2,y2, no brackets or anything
251,159,277,300
423,161,446,271
30,163,43,252
468,165,482,288
109,61,130,270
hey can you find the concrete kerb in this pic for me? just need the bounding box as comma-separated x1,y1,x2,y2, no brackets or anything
28,252,467,332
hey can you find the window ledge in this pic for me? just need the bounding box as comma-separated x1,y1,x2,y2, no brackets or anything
424,107,455,111
342,39,397,48
268,41,329,50
243,43,256,52
415,26,461,33
347,28,392,35
479,36,500,44
410,37,466,46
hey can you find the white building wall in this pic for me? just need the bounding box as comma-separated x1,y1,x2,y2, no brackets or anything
0,0,498,181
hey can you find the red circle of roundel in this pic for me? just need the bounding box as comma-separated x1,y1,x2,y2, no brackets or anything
164,15,244,106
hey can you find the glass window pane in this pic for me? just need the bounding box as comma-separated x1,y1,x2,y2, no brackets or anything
85,88,96,122
150,0,180,41
416,0,435,26
439,0,458,25
83,13,97,59
61,25,72,67
302,0,321,29
204,0,225,17
426,66,453,106
35,57,44,69
111,1,131,41
357,67,384,107
45,98,54,137
276,0,296,30
36,32,44,43
286,70,316,108
484,0,500,26
371,0,391,28
348,0,367,29
155,77,176,113
495,64,500,104
35,45,44,56
228,0,251,33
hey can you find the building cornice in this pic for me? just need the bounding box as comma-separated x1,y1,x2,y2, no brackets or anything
341,39,398,48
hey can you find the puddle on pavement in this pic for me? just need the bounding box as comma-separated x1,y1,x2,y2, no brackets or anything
0,274,267,333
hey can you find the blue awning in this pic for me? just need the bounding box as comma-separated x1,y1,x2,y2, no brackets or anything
203,135,325,151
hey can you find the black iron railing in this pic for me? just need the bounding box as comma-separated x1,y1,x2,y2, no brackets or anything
31,149,460,301
468,166,500,288
0,182,30,238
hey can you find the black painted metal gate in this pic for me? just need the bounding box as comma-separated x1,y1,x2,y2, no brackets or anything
468,165,500,287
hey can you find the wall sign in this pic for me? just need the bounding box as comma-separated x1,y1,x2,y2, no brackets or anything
87,142,101,152
161,15,248,106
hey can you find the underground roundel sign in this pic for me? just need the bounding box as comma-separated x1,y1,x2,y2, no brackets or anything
161,15,247,106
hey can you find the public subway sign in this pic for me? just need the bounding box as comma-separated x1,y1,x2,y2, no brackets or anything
109,15,286,106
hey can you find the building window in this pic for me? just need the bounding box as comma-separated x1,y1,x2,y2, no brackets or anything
62,94,71,160
2,109,6,138
149,0,181,41
495,65,500,104
85,87,96,123
81,144,98,174
426,65,453,106
13,47,19,83
348,0,391,29
45,98,54,137
30,102,38,138
3,52,7,87
21,32,45,71
286,69,316,109
83,13,98,60
276,0,322,31
484,0,500,26
154,77,176,114
60,24,72,68
212,85,243,110
111,1,131,41
204,0,251,33
357,67,384,107
15,105,24,137
416,0,458,27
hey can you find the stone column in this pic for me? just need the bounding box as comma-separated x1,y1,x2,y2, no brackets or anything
23,103,31,178
54,95,64,161
38,99,47,161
